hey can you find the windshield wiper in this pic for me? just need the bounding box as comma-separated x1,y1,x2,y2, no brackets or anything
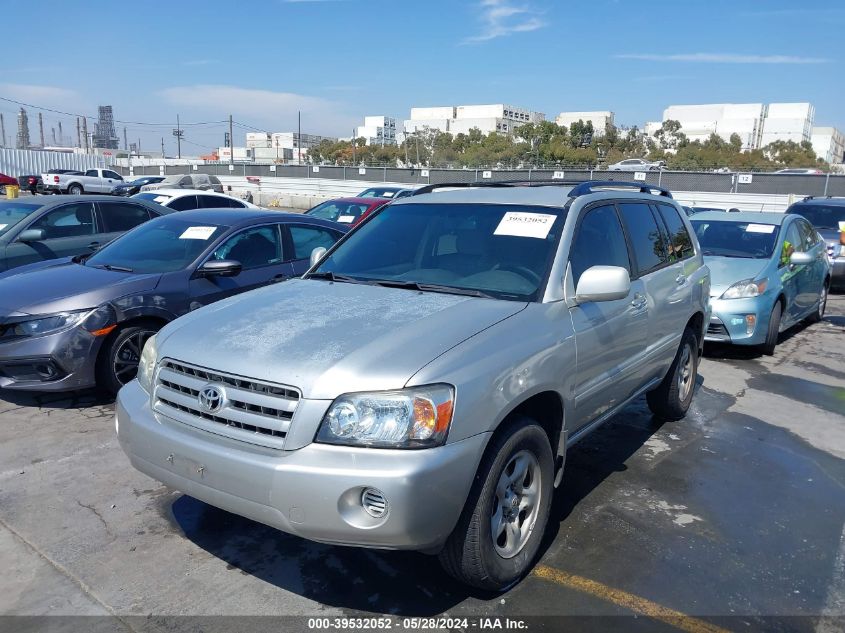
367,279,495,298
306,271,362,283
92,264,134,272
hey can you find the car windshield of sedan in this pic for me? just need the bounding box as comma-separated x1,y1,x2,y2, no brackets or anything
311,203,566,301
788,204,845,230
691,220,780,259
0,202,44,237
85,217,228,273
359,187,400,198
308,201,372,223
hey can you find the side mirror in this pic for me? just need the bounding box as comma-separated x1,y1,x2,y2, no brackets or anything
310,246,327,268
575,266,631,303
789,251,813,266
197,259,242,277
18,228,45,242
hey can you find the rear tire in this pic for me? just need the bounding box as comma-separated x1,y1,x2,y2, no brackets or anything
806,282,828,324
96,323,160,396
68,183,83,195
438,417,553,591
760,301,782,356
646,327,698,421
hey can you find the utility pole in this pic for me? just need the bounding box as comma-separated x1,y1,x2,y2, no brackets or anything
58,121,63,146
173,114,183,159
81,117,89,153
38,112,45,148
76,117,81,148
51,128,56,145
297,110,301,165
415,133,420,166
352,128,356,165
161,137,165,158
228,114,233,165
1,114,5,147
123,127,128,151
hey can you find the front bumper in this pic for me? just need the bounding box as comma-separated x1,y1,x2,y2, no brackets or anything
704,295,774,346
117,380,488,551
0,327,102,391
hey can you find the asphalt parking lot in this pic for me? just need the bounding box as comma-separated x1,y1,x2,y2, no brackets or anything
1,296,843,633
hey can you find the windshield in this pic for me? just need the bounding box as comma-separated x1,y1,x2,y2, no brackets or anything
359,187,399,198
85,216,228,273
307,200,372,224
134,192,172,204
0,202,44,237
691,219,780,259
312,203,565,301
787,204,845,230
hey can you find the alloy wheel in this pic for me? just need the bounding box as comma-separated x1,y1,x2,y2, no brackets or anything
491,450,542,559
112,330,156,386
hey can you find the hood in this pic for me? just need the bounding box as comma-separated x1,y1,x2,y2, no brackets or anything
0,261,161,317
157,278,527,399
704,256,770,296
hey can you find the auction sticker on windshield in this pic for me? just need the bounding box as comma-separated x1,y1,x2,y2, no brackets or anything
179,226,216,240
0,224,7,231
494,212,557,239
154,196,170,203
746,224,776,234
337,215,355,223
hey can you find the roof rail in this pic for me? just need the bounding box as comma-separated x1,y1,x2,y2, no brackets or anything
411,182,518,196
567,180,673,199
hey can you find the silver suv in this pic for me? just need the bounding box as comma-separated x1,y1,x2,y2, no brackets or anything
117,181,710,589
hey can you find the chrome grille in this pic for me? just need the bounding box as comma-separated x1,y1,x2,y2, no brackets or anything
153,358,300,449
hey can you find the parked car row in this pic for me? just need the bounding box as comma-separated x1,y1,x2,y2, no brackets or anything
0,180,834,593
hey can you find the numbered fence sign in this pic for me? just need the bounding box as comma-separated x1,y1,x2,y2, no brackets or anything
633,171,647,181
738,174,753,184
359,167,367,175
228,164,235,171
421,169,429,177
482,170,492,179
553,171,565,179
270,165,276,172
313,166,320,173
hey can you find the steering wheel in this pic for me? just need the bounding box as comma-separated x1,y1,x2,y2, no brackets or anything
495,264,542,285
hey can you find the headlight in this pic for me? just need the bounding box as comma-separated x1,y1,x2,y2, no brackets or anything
136,334,158,393
316,385,455,449
0,310,92,340
720,278,768,300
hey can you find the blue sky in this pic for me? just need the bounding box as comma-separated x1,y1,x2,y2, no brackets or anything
0,0,842,154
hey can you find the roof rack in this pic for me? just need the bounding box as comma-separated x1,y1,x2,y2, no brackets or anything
410,179,673,199
566,180,673,198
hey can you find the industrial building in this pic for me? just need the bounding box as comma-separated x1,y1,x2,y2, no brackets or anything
402,104,545,139
355,116,397,146
811,127,845,166
232,131,336,162
555,111,614,135
645,102,815,152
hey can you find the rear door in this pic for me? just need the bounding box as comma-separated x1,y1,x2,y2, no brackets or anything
101,169,123,193
283,222,346,276
794,217,826,309
568,203,648,430
4,202,97,269
617,201,680,380
96,200,154,246
187,224,292,309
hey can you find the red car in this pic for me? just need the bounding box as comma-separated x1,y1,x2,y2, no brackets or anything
0,173,18,193
304,196,389,227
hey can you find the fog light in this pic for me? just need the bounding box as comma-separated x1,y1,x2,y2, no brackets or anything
745,314,757,335
361,488,388,518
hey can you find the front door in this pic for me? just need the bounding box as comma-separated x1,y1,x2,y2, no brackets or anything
187,224,293,310
4,202,97,270
568,203,648,431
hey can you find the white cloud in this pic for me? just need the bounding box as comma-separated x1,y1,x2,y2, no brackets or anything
158,84,357,136
463,0,546,43
0,83,81,105
615,53,829,64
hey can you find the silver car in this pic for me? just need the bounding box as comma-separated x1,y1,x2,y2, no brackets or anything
117,181,710,590
607,158,666,172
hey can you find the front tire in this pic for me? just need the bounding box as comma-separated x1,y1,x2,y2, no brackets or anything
96,324,159,395
806,282,828,324
438,417,553,591
760,301,782,356
646,327,698,420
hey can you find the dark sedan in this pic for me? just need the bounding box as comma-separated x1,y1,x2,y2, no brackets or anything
112,176,165,196
0,208,348,394
0,195,170,274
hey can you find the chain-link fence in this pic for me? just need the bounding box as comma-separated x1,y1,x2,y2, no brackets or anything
115,163,845,197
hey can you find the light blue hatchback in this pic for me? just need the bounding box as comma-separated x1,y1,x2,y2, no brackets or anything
691,211,831,354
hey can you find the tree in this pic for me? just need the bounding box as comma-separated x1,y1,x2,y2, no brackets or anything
654,119,687,151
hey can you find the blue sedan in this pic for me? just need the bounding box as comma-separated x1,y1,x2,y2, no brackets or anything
691,211,831,355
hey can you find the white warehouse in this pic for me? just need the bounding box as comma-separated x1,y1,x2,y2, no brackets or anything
355,116,397,146
555,111,615,135
811,127,845,165
403,104,545,138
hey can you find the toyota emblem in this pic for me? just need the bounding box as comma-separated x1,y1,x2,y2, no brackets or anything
198,385,224,413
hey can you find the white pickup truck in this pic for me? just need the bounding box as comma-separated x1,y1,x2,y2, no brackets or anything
41,168,124,195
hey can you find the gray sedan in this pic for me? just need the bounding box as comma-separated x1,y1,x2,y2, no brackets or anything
0,195,170,273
